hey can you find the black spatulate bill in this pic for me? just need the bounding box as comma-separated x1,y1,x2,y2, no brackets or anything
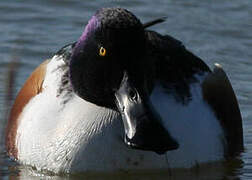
115,72,179,154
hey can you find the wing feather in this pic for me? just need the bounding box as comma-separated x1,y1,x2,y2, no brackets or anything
202,63,244,156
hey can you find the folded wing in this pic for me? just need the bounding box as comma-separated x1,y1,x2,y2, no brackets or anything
202,64,244,156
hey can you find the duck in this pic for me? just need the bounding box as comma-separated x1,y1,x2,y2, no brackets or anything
5,7,243,174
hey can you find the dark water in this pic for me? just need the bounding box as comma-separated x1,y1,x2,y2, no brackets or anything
0,0,251,179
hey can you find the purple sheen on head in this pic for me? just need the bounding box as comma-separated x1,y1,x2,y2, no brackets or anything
80,16,99,42
75,15,100,50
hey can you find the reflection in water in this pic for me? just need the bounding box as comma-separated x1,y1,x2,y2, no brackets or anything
0,60,19,179
4,159,243,180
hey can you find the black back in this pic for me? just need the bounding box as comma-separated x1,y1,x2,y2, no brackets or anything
145,30,211,103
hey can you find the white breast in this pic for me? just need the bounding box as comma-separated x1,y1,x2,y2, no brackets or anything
16,56,225,173
15,56,168,173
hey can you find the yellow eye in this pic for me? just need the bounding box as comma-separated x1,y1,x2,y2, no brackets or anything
99,47,106,56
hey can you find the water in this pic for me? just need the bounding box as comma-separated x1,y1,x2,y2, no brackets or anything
0,0,251,179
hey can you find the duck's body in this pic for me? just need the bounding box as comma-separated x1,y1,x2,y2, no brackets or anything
6,8,243,174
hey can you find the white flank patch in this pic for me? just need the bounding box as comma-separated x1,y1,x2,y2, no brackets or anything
16,56,225,173
151,75,225,168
